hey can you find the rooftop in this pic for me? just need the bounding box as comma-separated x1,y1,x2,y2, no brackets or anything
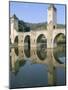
48,4,56,11
11,14,18,20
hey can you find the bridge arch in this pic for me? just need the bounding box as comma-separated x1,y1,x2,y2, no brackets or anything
52,29,65,48
53,33,65,47
24,35,30,57
36,34,47,60
14,36,18,44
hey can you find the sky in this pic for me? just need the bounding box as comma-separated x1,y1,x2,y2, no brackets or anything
9,1,66,24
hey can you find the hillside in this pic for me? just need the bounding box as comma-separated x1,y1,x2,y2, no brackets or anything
25,22,47,30
18,20,65,32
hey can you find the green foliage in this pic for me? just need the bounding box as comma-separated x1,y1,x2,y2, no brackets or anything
57,24,65,29
18,20,26,32
24,27,30,32
56,34,65,44
26,22,47,30
18,19,65,32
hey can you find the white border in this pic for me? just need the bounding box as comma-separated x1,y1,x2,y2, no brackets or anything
0,0,68,90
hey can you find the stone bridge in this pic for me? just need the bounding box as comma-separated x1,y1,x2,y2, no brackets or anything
10,4,66,49
12,28,65,49
10,4,66,86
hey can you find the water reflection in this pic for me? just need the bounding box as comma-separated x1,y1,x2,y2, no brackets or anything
9,43,66,88
53,44,66,64
53,33,66,64
37,34,47,60
24,35,30,57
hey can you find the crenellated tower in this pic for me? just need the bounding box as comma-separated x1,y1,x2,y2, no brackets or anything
47,4,57,30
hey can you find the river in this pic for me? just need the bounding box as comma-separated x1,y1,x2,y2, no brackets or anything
9,44,66,89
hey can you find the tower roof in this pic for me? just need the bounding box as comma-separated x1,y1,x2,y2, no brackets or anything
11,14,18,20
48,4,56,11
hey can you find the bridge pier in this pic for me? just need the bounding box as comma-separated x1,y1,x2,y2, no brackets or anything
30,31,37,58
47,34,53,49
47,39,53,48
18,33,25,59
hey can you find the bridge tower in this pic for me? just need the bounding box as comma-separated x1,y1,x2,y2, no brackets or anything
10,14,18,44
47,4,57,30
47,4,57,48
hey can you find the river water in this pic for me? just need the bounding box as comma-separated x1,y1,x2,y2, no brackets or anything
9,45,66,89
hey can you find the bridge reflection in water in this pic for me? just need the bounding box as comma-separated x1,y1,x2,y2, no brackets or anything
9,43,66,88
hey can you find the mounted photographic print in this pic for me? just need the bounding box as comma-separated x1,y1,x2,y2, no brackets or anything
9,1,66,89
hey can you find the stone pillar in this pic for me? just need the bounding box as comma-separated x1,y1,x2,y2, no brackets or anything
18,33,24,47
47,23,54,48
47,32,53,48
30,31,37,59
18,33,25,59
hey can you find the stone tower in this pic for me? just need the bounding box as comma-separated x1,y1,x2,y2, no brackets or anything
47,4,57,48
10,14,18,43
47,4,57,30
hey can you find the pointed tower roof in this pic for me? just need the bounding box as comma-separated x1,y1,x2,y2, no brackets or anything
48,4,56,11
11,14,18,20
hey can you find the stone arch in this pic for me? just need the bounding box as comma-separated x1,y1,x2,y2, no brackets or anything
36,34,47,47
53,33,66,47
24,35,30,57
14,36,18,44
52,29,65,48
36,34,47,60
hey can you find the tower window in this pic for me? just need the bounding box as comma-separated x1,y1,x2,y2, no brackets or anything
53,25,55,29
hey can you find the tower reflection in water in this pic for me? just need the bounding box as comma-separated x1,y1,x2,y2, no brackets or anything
10,42,66,88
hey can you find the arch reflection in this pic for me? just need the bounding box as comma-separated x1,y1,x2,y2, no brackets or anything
53,33,66,64
14,47,18,56
10,45,65,85
10,48,26,74
36,34,47,60
14,36,18,44
14,36,18,56
24,35,30,57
